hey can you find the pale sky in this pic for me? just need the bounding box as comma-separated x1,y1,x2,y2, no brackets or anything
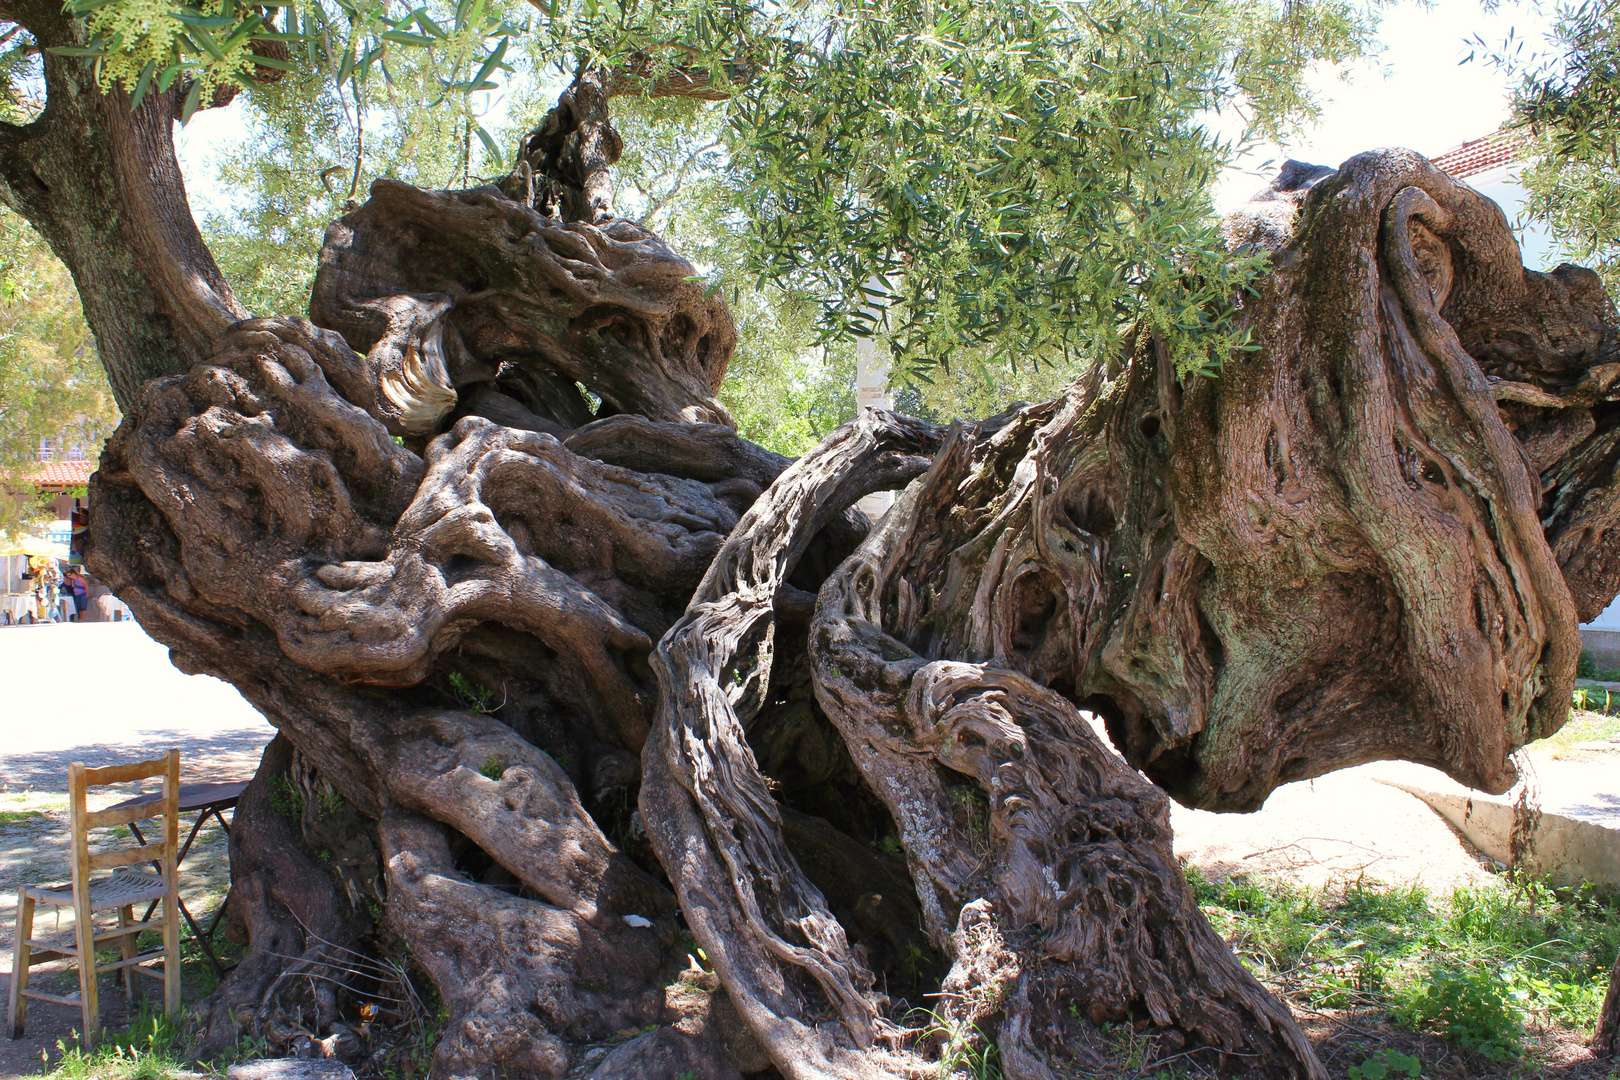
1214,0,1553,210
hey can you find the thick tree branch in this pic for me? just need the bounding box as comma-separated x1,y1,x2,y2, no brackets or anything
0,5,244,407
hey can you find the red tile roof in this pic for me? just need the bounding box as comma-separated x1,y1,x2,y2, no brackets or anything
1430,130,1527,179
26,459,95,486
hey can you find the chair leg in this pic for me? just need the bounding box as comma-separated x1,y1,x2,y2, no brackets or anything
162,895,180,1018
8,896,33,1039
73,903,99,1048
118,906,138,1004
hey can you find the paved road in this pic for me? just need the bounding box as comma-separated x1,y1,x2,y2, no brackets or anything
1,621,272,790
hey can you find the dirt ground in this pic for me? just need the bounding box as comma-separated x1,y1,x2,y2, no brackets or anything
0,621,274,1079
1170,763,1503,894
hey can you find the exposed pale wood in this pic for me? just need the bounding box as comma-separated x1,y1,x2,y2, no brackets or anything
69,761,98,1045
95,949,169,973
93,919,165,944
23,941,72,960
118,905,138,1003
84,800,169,829
7,895,32,1038
79,757,176,786
162,749,181,1018
88,842,167,870
20,989,83,1007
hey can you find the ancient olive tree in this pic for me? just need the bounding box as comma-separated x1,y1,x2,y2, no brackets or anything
0,0,1617,1074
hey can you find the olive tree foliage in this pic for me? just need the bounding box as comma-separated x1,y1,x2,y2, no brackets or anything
65,0,1382,373
0,210,119,534
1485,0,1620,291
163,0,1380,457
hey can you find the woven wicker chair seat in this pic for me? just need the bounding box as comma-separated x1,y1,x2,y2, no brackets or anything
23,869,168,912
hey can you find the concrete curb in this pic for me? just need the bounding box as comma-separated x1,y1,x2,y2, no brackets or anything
1375,777,1620,888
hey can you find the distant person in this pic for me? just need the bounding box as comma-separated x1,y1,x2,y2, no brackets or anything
28,556,60,622
64,566,88,622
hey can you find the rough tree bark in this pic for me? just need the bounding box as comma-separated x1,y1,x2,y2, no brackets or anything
1597,951,1620,1058
0,0,257,406
0,24,1614,1078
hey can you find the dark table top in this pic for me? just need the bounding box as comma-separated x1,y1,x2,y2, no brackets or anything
107,780,250,813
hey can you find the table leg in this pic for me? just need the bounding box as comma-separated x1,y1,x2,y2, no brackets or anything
175,808,209,865
175,895,226,980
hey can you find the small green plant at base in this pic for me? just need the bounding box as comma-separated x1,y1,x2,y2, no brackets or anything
1347,1049,1422,1079
480,755,504,781
1572,685,1618,715
268,774,305,820
49,1011,185,1080
911,1010,1000,1080
1391,964,1522,1060
448,671,496,713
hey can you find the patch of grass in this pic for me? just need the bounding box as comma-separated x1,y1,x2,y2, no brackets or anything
0,808,48,825
479,755,504,781
49,1011,186,1080
1185,864,1620,1065
1535,705,1620,756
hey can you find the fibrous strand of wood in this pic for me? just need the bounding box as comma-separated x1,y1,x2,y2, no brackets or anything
642,409,942,1078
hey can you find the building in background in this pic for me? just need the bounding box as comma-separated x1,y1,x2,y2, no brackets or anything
1,438,128,623
1430,131,1558,271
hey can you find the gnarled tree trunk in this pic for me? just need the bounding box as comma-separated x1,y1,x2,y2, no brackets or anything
1,31,1615,1079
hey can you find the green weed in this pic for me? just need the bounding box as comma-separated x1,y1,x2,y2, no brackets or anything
49,1011,185,1080
1390,964,1524,1059
479,755,504,781
447,671,495,714
268,774,305,820
1347,1048,1422,1079
917,1011,1000,1080
1185,863,1620,1064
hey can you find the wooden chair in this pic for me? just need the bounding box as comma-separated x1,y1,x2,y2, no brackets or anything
8,750,182,1046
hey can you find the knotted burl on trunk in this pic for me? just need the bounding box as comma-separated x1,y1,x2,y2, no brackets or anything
87,139,1620,1080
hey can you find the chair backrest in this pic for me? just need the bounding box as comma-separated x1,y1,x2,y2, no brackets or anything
68,750,180,898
